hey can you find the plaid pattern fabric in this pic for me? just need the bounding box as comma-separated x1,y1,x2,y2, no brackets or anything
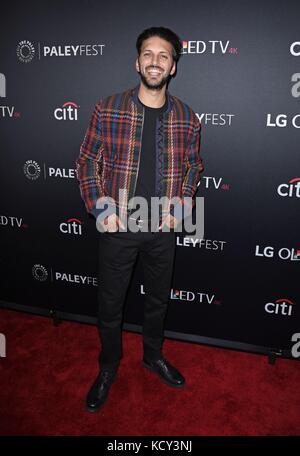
75,84,203,221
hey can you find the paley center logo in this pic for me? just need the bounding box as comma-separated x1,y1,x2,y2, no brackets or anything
255,245,300,261
32,264,48,282
16,39,105,62
54,101,79,121
265,298,296,317
181,40,238,55
277,177,300,198
16,40,35,63
59,218,83,235
23,160,75,180
32,263,97,286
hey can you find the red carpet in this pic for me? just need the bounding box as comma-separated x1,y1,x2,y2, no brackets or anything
0,308,299,436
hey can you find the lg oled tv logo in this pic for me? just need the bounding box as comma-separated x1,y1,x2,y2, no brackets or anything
200,176,231,191
277,178,300,198
181,40,238,55
265,298,296,317
140,285,222,305
266,114,300,128
54,102,79,121
255,245,300,262
0,215,28,229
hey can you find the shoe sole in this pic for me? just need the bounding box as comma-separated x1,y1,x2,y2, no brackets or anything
142,362,185,388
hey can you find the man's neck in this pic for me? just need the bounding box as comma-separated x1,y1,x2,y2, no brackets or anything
138,83,166,108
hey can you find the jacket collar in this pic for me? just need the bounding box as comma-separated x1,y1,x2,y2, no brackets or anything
130,83,173,114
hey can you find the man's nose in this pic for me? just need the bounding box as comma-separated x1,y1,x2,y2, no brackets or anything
151,55,159,65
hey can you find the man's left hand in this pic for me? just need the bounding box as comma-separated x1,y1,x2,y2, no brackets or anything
159,214,179,230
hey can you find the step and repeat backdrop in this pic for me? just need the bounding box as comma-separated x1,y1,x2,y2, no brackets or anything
1,0,299,357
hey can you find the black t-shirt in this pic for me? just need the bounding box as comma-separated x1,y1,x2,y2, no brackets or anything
133,96,167,218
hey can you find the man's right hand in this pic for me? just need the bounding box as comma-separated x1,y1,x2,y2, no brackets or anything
98,213,125,232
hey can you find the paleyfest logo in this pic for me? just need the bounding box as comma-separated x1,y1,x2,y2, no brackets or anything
17,40,105,62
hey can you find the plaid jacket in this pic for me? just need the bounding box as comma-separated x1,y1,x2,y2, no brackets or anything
75,84,203,222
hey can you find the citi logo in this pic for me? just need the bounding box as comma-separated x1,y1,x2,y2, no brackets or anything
181,40,237,55
265,298,296,316
54,102,79,121
200,176,230,191
266,113,300,128
59,218,83,235
0,73,6,97
255,245,300,261
277,178,300,198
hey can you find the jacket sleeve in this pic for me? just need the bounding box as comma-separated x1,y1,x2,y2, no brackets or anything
75,101,109,219
182,116,203,198
171,115,203,221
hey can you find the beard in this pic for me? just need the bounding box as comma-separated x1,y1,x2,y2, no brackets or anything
139,68,171,90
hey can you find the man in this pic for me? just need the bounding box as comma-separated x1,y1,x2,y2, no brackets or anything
75,26,203,412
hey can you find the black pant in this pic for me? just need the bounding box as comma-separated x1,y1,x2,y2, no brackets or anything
97,230,176,370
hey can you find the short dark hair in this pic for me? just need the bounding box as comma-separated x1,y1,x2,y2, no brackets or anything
136,26,182,63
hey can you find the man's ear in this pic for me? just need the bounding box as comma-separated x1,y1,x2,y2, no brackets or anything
170,61,176,76
135,57,140,73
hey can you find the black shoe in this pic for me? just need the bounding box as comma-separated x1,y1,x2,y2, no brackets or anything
143,357,185,388
85,369,117,413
